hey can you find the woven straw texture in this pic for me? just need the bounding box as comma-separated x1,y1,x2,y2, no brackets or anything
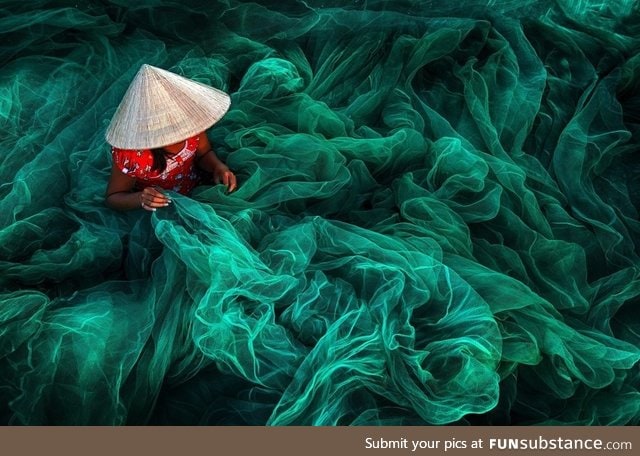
105,64,230,149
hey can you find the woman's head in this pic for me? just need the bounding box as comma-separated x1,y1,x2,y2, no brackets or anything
105,64,230,150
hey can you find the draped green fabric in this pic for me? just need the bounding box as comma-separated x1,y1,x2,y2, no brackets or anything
1,0,640,425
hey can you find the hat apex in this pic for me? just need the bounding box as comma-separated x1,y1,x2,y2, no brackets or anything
105,64,230,149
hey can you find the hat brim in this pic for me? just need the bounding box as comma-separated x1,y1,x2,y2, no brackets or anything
105,64,231,149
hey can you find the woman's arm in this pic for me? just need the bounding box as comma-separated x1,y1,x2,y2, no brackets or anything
105,162,170,211
195,132,237,192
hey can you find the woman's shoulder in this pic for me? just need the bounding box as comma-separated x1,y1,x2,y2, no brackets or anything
111,145,151,155
111,147,154,176
185,134,200,151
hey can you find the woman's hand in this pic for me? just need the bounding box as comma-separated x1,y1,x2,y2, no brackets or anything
140,186,172,211
194,133,238,193
213,163,237,192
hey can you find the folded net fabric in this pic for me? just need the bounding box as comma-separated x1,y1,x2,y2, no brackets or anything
1,0,639,425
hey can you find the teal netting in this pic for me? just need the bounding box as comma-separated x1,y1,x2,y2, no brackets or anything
1,0,640,425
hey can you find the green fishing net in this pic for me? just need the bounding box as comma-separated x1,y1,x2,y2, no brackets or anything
1,0,639,425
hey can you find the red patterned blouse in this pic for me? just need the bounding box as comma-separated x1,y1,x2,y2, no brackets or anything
111,135,202,195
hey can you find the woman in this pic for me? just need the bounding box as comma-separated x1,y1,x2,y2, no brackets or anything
104,64,236,211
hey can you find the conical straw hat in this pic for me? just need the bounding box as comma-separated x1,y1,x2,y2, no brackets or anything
105,64,231,149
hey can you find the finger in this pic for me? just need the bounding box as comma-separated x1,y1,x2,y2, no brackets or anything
141,193,170,208
142,194,170,206
143,188,170,201
223,172,230,188
149,187,171,200
141,202,156,212
228,173,237,192
147,200,170,208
